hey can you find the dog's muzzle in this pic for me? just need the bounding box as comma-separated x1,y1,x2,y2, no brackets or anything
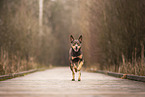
74,46,79,52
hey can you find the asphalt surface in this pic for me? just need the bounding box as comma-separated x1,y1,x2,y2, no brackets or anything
0,67,145,97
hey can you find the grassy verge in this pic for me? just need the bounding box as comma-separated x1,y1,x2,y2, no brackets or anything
88,43,145,76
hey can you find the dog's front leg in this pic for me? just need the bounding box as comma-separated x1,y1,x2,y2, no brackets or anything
78,70,81,81
72,71,75,81
77,61,83,71
78,54,83,59
70,64,75,81
74,63,77,72
71,56,76,60
78,61,83,81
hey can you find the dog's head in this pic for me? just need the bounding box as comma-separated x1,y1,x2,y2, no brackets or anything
70,35,82,52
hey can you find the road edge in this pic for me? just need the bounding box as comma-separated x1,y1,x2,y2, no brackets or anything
0,68,48,81
88,69,145,82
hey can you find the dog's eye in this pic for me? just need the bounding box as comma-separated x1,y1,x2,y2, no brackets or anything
77,43,80,46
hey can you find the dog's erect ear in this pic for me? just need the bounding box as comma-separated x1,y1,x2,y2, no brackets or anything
70,35,74,43
78,35,82,43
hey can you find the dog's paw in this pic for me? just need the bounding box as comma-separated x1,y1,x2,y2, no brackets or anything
72,79,75,81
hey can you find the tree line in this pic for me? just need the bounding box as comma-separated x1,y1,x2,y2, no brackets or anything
80,0,145,75
0,0,80,75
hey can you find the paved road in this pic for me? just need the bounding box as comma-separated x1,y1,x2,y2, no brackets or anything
0,67,145,97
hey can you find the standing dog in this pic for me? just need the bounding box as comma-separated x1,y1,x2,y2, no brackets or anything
69,35,84,81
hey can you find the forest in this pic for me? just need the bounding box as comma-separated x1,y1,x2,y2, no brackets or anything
0,0,145,76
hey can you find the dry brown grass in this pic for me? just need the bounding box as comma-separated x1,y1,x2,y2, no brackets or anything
88,44,145,76
119,44,145,76
119,58,145,76
0,48,39,75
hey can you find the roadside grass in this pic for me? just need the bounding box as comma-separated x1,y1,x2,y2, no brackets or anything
0,48,52,76
88,44,145,76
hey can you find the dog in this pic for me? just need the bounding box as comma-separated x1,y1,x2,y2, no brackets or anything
69,35,84,81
